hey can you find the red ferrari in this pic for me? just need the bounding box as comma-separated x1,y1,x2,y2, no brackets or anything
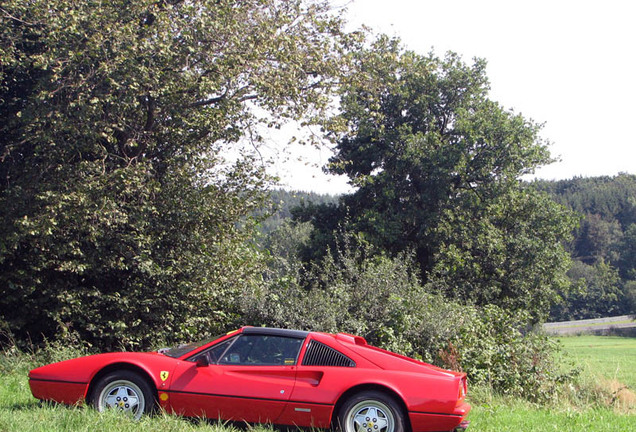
29,327,470,432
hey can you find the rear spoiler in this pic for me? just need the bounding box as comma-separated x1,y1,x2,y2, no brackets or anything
335,332,368,346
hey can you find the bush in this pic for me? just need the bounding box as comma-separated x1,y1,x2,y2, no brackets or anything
244,231,569,401
442,306,566,402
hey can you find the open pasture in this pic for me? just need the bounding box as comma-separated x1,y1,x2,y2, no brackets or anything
558,335,636,391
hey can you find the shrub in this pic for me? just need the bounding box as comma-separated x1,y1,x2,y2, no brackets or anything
244,231,569,401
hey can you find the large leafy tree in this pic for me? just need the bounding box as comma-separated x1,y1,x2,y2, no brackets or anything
0,0,352,348
302,37,576,320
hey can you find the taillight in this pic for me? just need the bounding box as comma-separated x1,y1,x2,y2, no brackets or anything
458,376,467,401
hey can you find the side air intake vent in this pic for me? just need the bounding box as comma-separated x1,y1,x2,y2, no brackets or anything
302,340,355,367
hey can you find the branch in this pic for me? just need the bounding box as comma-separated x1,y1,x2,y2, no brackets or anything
188,93,227,108
237,94,258,103
187,88,258,108
143,95,156,131
0,6,37,26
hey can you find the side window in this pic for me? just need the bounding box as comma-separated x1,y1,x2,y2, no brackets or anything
206,338,235,363
218,334,303,366
189,336,236,364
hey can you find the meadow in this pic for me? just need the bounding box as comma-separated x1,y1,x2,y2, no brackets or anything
559,335,636,391
462,335,636,431
1,336,634,431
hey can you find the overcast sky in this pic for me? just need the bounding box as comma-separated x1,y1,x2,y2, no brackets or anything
272,0,636,193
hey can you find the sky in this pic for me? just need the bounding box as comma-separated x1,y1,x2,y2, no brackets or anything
272,0,636,193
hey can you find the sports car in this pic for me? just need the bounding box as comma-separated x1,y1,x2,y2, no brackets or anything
29,326,470,432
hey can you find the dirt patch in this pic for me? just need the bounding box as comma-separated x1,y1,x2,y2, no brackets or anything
596,378,636,412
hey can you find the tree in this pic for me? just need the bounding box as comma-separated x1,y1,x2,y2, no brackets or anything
551,260,623,320
0,0,352,348
575,213,623,264
624,280,636,315
618,224,636,281
428,187,575,318
303,36,575,320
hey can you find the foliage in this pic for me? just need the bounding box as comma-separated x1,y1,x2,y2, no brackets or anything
536,175,636,229
551,260,624,320
445,306,568,402
256,189,339,236
296,36,576,321
624,280,636,315
617,223,636,281
427,187,574,319
260,219,314,279
276,173,636,322
0,0,353,349
247,229,567,401
536,174,636,318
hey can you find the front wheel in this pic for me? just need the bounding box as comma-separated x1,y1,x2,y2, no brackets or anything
338,391,405,432
91,370,155,420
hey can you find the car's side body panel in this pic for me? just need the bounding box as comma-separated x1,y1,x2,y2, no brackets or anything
276,332,469,431
28,379,87,405
166,361,297,422
29,352,181,404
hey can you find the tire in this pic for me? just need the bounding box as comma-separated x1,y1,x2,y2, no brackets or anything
338,391,406,432
91,370,155,420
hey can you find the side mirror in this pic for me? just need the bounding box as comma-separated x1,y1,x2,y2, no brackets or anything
195,355,209,367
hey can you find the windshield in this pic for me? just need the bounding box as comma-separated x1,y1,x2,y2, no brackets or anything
158,335,219,358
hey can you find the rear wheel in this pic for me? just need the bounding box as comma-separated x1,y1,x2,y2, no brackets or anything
91,370,154,420
338,391,405,432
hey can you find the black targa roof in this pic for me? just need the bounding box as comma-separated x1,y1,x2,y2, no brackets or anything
241,327,309,339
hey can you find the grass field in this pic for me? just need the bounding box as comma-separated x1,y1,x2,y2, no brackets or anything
1,336,634,431
467,403,634,431
558,335,636,391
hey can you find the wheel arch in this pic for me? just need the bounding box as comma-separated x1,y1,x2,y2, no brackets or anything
332,384,412,432
86,363,158,404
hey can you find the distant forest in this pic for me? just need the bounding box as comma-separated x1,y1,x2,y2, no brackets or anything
535,174,636,320
257,190,339,235
265,174,636,321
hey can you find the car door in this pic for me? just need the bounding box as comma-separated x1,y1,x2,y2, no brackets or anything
168,334,304,423
278,337,358,428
